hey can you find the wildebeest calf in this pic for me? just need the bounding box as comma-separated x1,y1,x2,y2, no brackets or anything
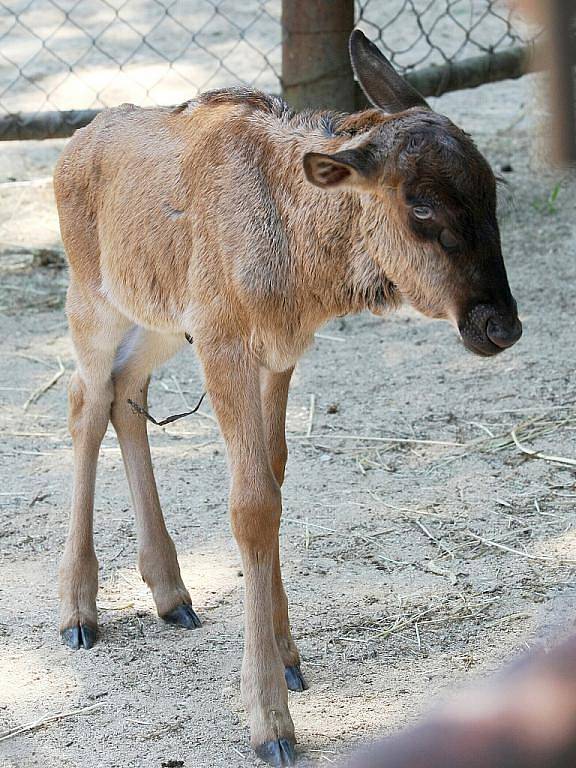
54,30,522,766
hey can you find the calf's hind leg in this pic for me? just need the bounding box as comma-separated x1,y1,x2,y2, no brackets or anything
59,290,131,649
111,328,200,628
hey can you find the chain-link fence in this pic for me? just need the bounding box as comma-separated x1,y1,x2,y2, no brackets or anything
357,0,533,75
0,0,537,139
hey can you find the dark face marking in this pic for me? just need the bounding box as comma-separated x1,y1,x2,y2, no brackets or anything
345,30,521,355
382,111,522,356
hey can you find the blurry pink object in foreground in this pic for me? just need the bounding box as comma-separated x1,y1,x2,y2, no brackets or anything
347,634,576,768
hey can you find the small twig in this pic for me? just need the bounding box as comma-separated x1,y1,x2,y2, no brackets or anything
12,353,55,369
1,449,53,457
3,430,62,437
283,517,337,535
454,408,576,460
118,571,141,589
109,543,128,562
510,428,576,468
469,420,495,437
414,519,454,557
425,560,457,584
125,717,155,726
0,703,102,743
368,491,440,518
296,433,462,447
306,394,316,438
533,498,558,518
483,611,532,628
144,716,190,740
308,748,338,755
0,177,52,190
128,392,206,427
22,357,65,411
157,378,216,425
378,553,410,565
314,333,345,343
415,622,422,652
373,606,438,640
283,515,406,562
29,491,51,507
467,530,576,564
171,374,194,411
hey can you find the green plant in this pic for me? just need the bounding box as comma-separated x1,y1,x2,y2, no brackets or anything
532,181,562,215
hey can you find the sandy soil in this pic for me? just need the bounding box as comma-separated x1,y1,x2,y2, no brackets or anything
1,71,576,768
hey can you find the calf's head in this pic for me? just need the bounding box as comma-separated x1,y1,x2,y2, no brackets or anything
304,30,522,357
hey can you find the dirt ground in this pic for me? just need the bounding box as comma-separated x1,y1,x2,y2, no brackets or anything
1,71,576,768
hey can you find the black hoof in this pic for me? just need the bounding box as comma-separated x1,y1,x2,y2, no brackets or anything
285,665,308,692
255,738,296,767
162,604,201,629
61,624,97,650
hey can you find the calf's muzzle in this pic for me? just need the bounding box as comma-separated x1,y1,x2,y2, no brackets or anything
458,301,522,357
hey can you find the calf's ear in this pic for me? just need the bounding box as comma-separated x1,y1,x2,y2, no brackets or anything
303,147,378,191
349,29,429,113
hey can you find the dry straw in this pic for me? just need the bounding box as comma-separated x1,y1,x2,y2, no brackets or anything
456,406,576,467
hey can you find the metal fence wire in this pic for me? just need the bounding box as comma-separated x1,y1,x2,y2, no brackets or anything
357,0,533,73
0,0,536,139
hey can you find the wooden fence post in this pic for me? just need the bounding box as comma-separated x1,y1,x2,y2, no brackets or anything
281,0,355,112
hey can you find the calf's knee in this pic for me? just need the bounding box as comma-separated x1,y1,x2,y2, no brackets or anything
230,479,282,553
68,371,113,444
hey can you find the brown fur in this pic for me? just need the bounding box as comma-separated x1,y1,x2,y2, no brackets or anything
54,38,520,760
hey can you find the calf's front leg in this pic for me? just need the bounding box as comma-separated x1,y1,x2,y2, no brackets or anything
200,345,296,767
261,367,307,692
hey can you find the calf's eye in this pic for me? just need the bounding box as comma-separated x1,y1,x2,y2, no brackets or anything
412,205,433,220
440,228,459,249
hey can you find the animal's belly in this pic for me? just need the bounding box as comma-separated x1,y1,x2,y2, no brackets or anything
98,249,189,333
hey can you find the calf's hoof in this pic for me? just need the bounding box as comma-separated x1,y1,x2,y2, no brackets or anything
284,666,308,692
255,738,296,767
161,603,201,629
61,623,97,650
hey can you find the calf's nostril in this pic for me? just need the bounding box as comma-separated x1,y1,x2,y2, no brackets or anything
486,317,522,348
